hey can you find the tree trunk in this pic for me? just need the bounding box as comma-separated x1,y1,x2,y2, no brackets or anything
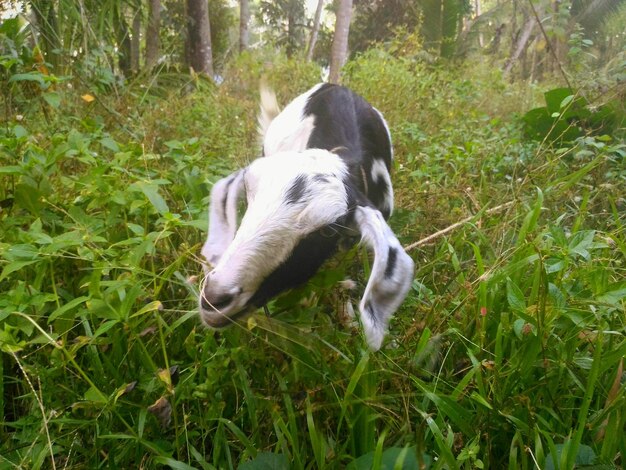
306,0,324,61
487,23,506,55
328,0,352,84
509,0,518,58
146,0,161,69
131,8,141,73
420,0,443,52
475,0,483,47
440,0,461,57
239,0,250,52
115,5,132,77
30,0,61,70
286,1,297,57
186,0,214,77
503,17,535,75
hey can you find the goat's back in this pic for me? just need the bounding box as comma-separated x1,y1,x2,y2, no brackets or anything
263,83,394,218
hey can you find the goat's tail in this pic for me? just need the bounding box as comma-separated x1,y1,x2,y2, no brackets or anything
257,81,281,143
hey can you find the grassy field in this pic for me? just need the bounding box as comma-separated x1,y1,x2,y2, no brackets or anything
1,49,625,469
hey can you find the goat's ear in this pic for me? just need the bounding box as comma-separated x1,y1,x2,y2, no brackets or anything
353,206,414,351
201,171,246,270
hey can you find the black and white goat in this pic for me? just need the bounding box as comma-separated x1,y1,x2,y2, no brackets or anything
199,83,414,350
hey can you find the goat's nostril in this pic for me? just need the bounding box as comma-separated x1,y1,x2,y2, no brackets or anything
201,293,234,311
200,297,212,311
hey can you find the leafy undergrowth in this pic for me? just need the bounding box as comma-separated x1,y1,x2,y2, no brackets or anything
1,46,625,469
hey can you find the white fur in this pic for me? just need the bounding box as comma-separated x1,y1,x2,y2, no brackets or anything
263,84,324,156
354,206,414,351
201,171,245,270
373,106,393,160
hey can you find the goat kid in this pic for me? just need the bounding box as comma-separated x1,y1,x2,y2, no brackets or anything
199,83,414,351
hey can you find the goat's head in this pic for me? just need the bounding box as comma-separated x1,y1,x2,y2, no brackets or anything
199,150,350,322
199,149,414,350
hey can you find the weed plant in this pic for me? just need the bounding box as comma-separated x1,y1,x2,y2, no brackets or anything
1,41,625,469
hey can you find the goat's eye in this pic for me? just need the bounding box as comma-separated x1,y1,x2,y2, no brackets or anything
320,225,336,238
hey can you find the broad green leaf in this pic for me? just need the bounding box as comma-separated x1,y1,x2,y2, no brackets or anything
126,223,145,236
0,165,23,174
84,386,107,403
92,320,119,338
134,181,169,215
9,72,46,86
100,136,120,152
14,125,28,138
2,243,39,261
239,452,289,470
347,446,429,470
568,230,595,259
164,140,184,150
0,16,21,35
424,392,473,436
559,95,574,109
547,283,566,309
129,300,163,318
43,92,61,108
43,230,87,253
153,457,198,470
597,283,626,306
470,391,493,410
14,183,43,214
544,88,575,114
0,259,39,281
189,445,213,470
544,257,565,273
513,318,526,339
0,328,27,353
48,296,89,322
545,444,596,470
507,279,526,313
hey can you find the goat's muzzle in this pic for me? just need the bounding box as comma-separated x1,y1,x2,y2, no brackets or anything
199,277,251,328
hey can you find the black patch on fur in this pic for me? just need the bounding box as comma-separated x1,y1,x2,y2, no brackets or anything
285,174,309,205
364,158,391,219
302,84,393,219
249,227,344,308
201,292,233,311
312,173,331,184
343,178,370,209
384,247,398,279
220,174,236,220
364,300,378,325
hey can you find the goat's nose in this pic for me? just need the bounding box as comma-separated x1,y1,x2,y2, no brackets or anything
200,292,234,311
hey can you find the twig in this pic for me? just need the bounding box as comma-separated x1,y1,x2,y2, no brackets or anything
404,201,515,251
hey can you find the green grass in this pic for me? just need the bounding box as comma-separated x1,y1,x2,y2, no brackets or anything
1,49,625,469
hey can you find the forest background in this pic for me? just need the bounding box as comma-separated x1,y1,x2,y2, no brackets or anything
0,0,625,468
